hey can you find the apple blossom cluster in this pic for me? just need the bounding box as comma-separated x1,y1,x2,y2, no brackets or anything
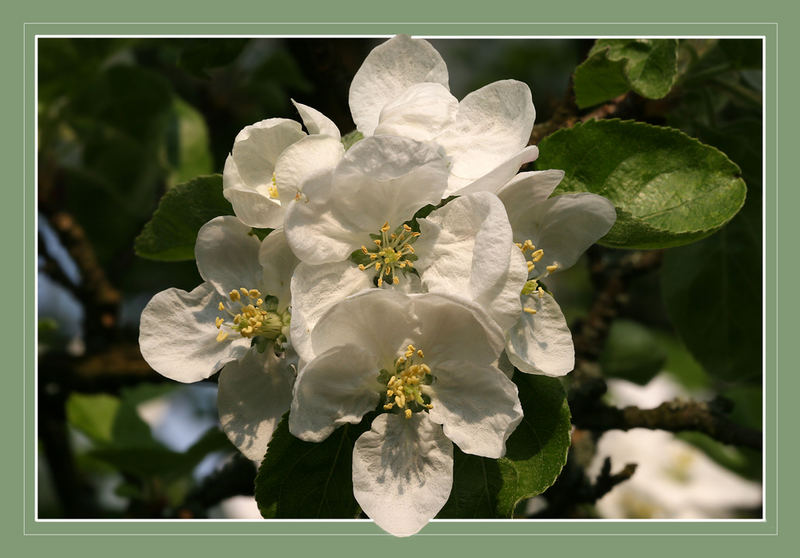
139,35,616,536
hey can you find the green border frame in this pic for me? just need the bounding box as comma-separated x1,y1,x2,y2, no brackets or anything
5,2,790,554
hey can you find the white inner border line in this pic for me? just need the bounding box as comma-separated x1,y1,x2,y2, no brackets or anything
27,28,775,536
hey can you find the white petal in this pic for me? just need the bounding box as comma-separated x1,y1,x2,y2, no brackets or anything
258,229,298,311
447,145,540,197
195,216,262,295
223,155,284,229
282,175,365,265
309,287,416,366
230,119,305,188
513,193,617,276
374,82,458,141
416,192,525,330
329,135,449,233
217,348,294,462
350,35,449,136
289,344,380,442
506,291,575,376
291,99,341,139
427,360,523,458
436,80,535,186
289,261,373,363
274,134,343,203
496,169,566,216
352,413,453,537
411,292,506,366
139,283,250,383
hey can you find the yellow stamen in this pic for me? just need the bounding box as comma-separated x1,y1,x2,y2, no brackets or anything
216,330,229,342
523,307,537,314
546,264,559,273
404,409,412,419
218,302,225,311
229,290,241,302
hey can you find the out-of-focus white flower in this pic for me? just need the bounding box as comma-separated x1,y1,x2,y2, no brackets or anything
349,35,538,196
223,102,344,229
289,289,522,536
589,375,762,519
284,135,526,363
139,217,298,461
498,170,616,377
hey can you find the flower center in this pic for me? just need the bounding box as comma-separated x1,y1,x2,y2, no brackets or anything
215,287,289,347
358,221,419,287
268,173,279,200
516,239,558,315
378,344,433,419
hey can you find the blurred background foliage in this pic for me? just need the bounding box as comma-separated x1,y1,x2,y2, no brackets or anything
37,37,762,519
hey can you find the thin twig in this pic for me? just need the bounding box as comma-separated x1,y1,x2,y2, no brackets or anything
572,398,763,451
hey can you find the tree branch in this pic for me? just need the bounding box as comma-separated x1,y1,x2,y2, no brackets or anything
572,397,763,451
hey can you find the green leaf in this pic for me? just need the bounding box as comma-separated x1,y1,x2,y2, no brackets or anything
539,119,746,249
600,319,667,385
661,191,761,383
134,174,234,261
163,98,213,189
66,393,120,444
255,414,370,519
439,375,571,518
574,39,678,108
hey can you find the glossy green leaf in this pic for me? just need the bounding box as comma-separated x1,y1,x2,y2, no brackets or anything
600,319,667,385
255,414,370,519
539,119,747,249
574,39,678,108
134,174,234,261
438,374,571,518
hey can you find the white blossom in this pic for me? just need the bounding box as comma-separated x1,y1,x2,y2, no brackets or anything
349,35,539,196
282,134,526,363
289,289,523,536
222,102,344,229
139,216,298,460
498,170,616,376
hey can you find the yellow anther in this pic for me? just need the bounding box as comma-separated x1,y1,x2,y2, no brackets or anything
249,289,261,298
218,302,225,311
403,224,412,231
538,287,545,298
527,261,535,272
381,221,390,232
240,287,249,296
404,409,412,419
229,290,241,302
383,403,393,410
417,349,424,358
374,239,382,246
267,185,279,199
361,245,369,254
523,307,537,314
546,264,559,273
358,264,366,271
256,298,263,306
532,249,544,262
216,330,229,342
375,262,382,271
377,276,383,287
393,276,399,285
215,317,224,328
